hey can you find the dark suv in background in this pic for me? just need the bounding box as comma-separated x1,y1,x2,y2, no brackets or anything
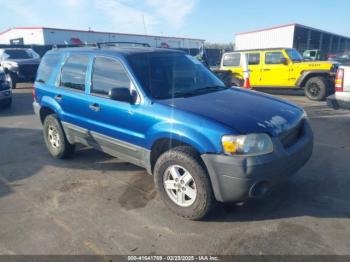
0,48,41,89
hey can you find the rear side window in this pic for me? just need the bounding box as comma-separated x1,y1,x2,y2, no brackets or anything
91,57,131,96
265,52,284,64
247,53,260,65
60,55,89,91
223,53,240,66
36,54,62,84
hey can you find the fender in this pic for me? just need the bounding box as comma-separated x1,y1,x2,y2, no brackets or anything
296,70,332,87
39,95,64,119
146,121,219,154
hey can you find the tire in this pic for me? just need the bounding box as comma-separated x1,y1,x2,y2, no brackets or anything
231,77,243,87
5,73,16,89
154,146,215,220
0,98,12,109
304,76,329,101
43,114,75,159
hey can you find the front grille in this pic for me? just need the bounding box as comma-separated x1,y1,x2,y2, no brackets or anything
279,120,304,148
18,64,39,77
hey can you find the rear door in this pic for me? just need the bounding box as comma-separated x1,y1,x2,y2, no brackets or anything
246,52,262,86
56,54,94,130
260,51,291,87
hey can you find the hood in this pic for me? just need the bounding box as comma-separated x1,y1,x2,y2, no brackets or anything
157,88,304,136
298,60,334,70
4,58,40,65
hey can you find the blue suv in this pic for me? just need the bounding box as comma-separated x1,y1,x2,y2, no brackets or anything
33,46,313,219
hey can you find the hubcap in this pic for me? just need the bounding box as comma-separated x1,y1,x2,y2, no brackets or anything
163,165,197,207
308,83,320,97
5,74,12,87
47,125,60,148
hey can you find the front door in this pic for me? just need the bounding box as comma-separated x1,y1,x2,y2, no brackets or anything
246,52,262,86
260,51,291,87
85,56,147,166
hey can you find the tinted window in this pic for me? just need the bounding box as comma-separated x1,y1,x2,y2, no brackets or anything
247,53,260,65
265,52,284,64
128,53,226,100
91,57,131,96
223,53,240,66
36,54,62,84
60,55,89,91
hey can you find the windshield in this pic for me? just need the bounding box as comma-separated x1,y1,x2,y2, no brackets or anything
128,52,227,99
3,49,40,59
286,49,304,62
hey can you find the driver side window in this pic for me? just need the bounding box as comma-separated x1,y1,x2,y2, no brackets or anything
91,57,131,96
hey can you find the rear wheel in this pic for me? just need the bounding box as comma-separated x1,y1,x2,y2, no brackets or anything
154,146,215,220
304,76,329,101
43,114,75,159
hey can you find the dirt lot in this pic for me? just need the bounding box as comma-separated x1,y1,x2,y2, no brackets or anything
1,86,350,255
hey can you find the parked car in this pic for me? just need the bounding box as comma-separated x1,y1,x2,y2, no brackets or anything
302,49,326,61
327,66,350,110
0,48,41,89
220,48,337,101
33,46,313,219
0,68,12,108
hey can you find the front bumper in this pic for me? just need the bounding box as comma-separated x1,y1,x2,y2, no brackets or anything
327,93,350,110
201,120,313,202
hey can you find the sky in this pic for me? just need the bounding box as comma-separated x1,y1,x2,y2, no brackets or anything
0,0,349,43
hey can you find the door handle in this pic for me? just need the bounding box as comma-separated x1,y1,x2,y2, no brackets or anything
54,95,63,101
262,69,271,71
89,103,100,112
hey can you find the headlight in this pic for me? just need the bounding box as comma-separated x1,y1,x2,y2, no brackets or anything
5,62,18,69
222,133,273,156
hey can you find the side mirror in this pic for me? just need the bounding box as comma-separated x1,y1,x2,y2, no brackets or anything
109,87,136,103
280,57,289,65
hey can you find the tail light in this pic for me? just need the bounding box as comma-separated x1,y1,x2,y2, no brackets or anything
32,83,36,100
335,68,344,92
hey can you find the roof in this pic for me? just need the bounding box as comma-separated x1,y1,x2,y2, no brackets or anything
48,46,184,56
0,26,205,42
236,23,350,39
230,47,294,52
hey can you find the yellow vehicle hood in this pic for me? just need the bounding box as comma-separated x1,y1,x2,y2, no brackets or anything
296,61,334,70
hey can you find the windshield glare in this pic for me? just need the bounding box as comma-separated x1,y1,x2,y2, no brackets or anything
286,49,304,62
128,53,226,99
3,49,40,59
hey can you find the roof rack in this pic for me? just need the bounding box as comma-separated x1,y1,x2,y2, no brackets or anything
97,42,151,48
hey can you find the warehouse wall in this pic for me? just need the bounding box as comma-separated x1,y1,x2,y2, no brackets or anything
0,29,45,45
235,25,295,50
42,29,203,48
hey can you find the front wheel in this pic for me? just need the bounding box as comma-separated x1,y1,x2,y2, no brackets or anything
5,73,16,89
43,114,75,159
304,76,329,101
154,146,215,220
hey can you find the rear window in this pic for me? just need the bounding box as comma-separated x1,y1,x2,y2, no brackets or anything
60,55,89,91
222,53,240,66
36,54,62,84
247,53,260,65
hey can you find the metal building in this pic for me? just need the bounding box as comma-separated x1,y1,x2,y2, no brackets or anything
0,27,204,49
235,23,350,54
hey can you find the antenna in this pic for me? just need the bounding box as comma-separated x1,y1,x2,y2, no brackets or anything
142,14,147,35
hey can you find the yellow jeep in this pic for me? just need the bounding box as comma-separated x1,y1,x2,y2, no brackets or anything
220,48,337,101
